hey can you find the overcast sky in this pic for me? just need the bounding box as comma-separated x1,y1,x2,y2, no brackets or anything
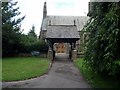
16,0,90,36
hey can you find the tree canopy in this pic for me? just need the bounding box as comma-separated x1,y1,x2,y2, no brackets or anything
2,1,48,57
2,1,25,56
28,25,37,38
83,2,120,76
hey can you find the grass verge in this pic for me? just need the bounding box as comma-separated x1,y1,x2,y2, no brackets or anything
74,58,120,88
2,57,50,81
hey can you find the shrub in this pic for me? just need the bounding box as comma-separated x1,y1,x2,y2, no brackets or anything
84,2,120,76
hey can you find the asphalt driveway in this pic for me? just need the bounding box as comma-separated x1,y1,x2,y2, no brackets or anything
2,53,91,88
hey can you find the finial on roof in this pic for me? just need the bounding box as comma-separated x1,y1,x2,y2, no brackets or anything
49,20,51,26
44,1,46,4
43,1,47,19
74,20,76,26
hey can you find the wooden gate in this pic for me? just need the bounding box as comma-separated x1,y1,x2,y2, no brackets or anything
56,43,65,53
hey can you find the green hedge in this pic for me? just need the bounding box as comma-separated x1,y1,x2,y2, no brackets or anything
84,2,120,76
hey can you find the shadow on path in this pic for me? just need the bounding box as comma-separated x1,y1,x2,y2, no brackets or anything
54,53,71,62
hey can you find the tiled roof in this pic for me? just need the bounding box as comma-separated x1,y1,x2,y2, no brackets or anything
41,15,89,31
46,25,80,39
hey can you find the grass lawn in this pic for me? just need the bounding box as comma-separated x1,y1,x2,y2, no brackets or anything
74,58,120,88
2,57,50,81
0,59,2,81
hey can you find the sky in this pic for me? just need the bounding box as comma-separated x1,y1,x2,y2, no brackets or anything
16,0,90,36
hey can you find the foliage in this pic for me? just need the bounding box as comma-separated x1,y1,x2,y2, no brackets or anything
20,34,48,53
83,2,120,76
74,59,120,88
28,25,37,38
2,57,50,81
2,1,48,57
33,39,49,53
2,0,25,57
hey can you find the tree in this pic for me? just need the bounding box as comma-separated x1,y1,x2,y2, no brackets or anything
2,0,25,57
83,2,120,76
28,25,37,38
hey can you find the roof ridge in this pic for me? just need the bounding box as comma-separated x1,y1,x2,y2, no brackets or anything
47,15,89,17
48,25,77,26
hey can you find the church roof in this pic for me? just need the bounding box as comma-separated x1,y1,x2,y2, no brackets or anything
41,15,89,31
46,25,80,39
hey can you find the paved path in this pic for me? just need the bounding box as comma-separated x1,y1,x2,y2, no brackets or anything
2,53,91,88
